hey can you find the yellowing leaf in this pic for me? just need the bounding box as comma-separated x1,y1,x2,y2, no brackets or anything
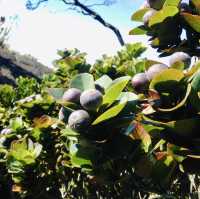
149,6,179,27
131,8,151,22
181,13,200,33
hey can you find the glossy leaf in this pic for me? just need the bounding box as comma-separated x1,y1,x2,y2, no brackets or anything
70,73,95,91
181,13,200,33
150,68,184,89
103,76,130,106
131,8,150,22
149,6,179,27
129,26,147,35
95,75,112,90
92,102,127,125
164,0,181,7
45,88,66,100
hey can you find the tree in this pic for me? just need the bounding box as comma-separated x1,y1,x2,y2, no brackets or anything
130,0,200,57
25,0,125,46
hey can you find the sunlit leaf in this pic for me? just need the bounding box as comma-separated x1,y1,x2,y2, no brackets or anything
103,76,130,106
70,73,95,91
149,6,179,27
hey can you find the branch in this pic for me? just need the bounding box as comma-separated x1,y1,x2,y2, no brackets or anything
26,0,48,10
63,0,125,46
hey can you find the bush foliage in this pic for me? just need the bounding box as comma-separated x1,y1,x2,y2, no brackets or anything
1,1,200,198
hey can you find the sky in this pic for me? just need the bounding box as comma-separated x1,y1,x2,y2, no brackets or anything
0,0,165,68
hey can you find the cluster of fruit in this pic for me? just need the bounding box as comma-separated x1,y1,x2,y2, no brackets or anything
59,87,103,132
131,52,191,93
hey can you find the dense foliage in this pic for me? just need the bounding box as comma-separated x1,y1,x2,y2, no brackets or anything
130,0,200,57
1,0,200,198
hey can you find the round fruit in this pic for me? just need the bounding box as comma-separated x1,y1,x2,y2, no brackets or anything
179,2,191,12
62,88,81,103
140,0,150,9
131,73,149,93
80,89,103,111
169,52,191,68
143,9,157,27
68,110,91,132
146,64,168,81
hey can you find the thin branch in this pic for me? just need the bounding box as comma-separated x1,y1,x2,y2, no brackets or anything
63,0,125,46
26,0,48,10
26,0,125,46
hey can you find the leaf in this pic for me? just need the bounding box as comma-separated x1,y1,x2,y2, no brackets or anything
131,8,151,22
61,127,79,137
9,117,23,131
92,102,127,125
33,115,57,128
95,75,112,90
149,6,179,27
70,73,95,91
46,88,66,100
103,76,130,106
69,143,93,170
150,68,184,89
151,155,176,187
129,26,147,35
181,13,200,33
129,122,151,153
191,0,200,14
158,83,191,112
117,92,138,104
164,0,181,7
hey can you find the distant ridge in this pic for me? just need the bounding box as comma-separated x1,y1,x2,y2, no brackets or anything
0,46,52,85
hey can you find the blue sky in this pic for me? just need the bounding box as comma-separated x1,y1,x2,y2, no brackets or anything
0,0,162,67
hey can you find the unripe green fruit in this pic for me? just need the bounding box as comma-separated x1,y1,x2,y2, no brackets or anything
131,73,149,93
146,64,168,81
143,9,157,27
68,110,91,132
80,89,103,111
62,88,81,103
169,52,191,69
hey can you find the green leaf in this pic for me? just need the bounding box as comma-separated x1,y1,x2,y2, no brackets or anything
131,8,151,22
95,75,112,90
149,6,179,27
70,73,95,91
164,0,181,7
61,127,79,137
69,143,93,170
9,117,23,131
158,83,191,112
103,76,130,106
190,70,200,111
117,92,138,104
129,26,147,35
150,68,184,89
191,0,200,14
129,122,151,153
92,102,127,125
46,88,66,100
181,13,200,33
